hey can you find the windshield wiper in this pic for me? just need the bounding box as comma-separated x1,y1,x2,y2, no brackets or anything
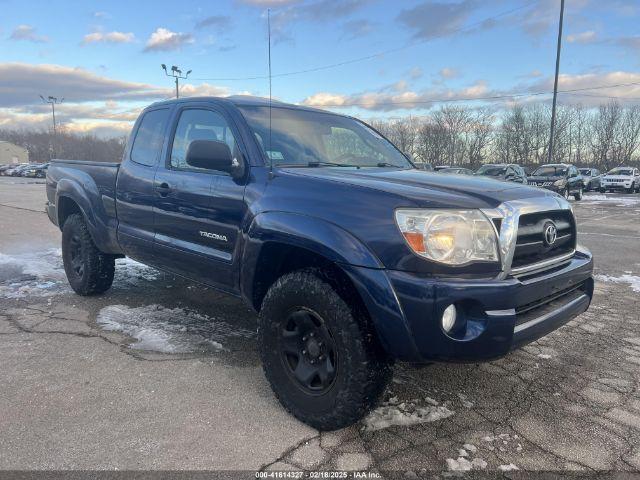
306,161,360,168
375,162,404,168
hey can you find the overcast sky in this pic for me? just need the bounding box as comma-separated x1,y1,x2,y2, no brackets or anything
1,0,639,137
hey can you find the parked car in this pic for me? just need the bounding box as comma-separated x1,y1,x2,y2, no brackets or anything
578,168,602,192
599,166,640,194
21,163,49,178
439,167,474,175
475,164,528,184
46,96,594,430
0,163,20,175
528,164,584,200
3,163,29,176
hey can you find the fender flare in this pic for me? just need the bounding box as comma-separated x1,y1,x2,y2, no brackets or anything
244,211,383,267
240,212,420,359
55,177,120,254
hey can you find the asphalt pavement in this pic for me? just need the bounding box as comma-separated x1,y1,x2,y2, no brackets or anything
0,176,639,475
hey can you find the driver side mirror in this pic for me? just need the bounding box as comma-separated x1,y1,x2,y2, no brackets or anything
186,140,241,176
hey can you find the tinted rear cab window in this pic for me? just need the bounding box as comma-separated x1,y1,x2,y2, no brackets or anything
130,109,170,166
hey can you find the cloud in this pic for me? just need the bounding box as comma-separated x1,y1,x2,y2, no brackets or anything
263,0,370,43
0,63,169,107
0,62,238,136
9,25,49,43
616,35,640,50
195,15,232,31
93,11,112,19
520,0,589,38
238,0,301,5
341,19,373,39
439,67,459,79
301,69,640,112
409,67,423,80
567,30,597,44
144,28,194,52
397,1,476,39
301,80,492,112
82,31,135,45
527,71,640,97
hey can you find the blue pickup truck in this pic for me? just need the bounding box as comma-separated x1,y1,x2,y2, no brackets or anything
46,96,594,430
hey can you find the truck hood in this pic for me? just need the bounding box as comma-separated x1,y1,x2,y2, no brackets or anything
282,167,556,208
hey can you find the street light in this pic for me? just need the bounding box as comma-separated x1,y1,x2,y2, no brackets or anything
40,95,63,159
161,64,192,98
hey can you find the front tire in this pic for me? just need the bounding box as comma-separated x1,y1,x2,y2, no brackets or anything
61,213,115,295
258,269,391,431
628,183,636,194
574,187,583,201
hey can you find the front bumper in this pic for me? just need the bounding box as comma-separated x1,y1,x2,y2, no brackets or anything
601,182,632,190
382,248,593,362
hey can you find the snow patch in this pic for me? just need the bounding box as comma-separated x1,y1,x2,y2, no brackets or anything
363,398,454,431
0,249,66,298
0,249,163,299
582,194,640,207
595,274,640,293
499,464,519,471
538,353,552,359
96,304,255,354
463,443,477,454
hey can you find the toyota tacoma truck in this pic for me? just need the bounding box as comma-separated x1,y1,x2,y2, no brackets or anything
46,96,594,430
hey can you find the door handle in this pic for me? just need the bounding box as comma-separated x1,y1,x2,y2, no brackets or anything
156,182,171,196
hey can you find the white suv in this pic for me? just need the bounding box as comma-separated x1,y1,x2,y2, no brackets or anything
599,167,640,194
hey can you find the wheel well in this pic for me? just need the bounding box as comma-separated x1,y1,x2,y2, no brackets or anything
251,243,368,318
57,196,83,228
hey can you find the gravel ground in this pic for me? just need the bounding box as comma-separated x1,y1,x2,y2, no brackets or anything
0,176,639,475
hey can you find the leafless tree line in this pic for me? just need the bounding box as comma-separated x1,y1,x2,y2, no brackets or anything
0,127,127,163
2,101,640,169
370,101,640,170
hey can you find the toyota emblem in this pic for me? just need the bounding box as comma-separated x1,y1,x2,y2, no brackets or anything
543,222,558,246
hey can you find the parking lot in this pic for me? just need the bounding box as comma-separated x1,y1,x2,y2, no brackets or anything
1,176,639,475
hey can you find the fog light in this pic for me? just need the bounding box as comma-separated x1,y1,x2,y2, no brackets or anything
441,304,457,332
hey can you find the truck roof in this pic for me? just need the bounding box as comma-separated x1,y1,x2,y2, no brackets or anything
148,95,332,115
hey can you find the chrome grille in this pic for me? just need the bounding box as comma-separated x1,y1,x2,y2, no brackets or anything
512,210,575,269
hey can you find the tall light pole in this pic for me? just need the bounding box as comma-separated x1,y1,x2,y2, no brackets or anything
548,0,565,164
161,64,192,98
40,95,63,159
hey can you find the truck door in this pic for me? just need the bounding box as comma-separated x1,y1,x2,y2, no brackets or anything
116,107,170,264
153,106,247,293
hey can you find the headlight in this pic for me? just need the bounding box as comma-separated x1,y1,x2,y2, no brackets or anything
395,209,499,265
553,179,566,187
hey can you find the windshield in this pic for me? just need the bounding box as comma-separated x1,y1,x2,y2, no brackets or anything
476,165,506,176
608,168,633,175
579,169,591,175
238,106,412,168
532,166,567,176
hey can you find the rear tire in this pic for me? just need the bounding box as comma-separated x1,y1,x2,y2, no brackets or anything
258,269,392,431
61,213,115,295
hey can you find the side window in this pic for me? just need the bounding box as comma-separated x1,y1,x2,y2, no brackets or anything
130,109,169,167
170,109,238,172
